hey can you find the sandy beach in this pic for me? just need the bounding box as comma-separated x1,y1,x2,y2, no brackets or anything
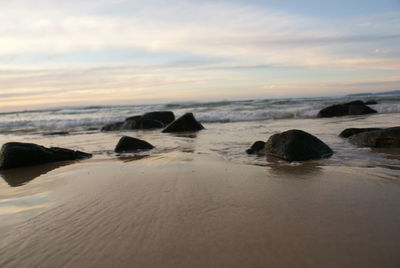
1,150,400,267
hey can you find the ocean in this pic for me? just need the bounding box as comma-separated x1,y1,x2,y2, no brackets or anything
1,94,400,177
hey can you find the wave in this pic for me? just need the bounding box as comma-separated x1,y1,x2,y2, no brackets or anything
1,96,400,134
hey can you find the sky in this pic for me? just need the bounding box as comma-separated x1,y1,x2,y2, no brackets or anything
1,0,400,112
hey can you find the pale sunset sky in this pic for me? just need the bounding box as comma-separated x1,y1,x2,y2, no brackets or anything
1,0,400,112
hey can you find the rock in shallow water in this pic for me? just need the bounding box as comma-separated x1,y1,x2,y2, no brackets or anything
102,111,175,131
339,128,382,138
0,142,92,170
318,100,377,118
349,127,400,148
162,113,204,133
114,136,155,153
246,141,266,154
263,129,333,162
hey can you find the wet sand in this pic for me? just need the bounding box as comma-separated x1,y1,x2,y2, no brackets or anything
1,152,400,268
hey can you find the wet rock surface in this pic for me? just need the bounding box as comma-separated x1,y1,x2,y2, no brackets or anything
0,142,92,170
339,128,382,138
263,129,333,162
114,136,155,153
162,113,204,133
318,101,377,117
349,127,400,148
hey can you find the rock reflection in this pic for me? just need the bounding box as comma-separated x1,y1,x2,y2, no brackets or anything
116,154,150,162
266,156,323,178
166,133,198,139
0,162,72,187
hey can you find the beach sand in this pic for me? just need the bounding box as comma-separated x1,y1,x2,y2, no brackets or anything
1,152,400,268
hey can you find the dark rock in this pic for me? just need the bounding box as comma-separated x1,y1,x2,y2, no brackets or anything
246,141,266,154
364,100,378,105
114,136,155,153
318,100,377,117
101,122,124,131
102,111,175,131
43,131,70,136
0,142,92,170
349,127,400,148
162,113,204,133
339,128,382,138
263,129,333,162
122,117,164,130
142,111,175,125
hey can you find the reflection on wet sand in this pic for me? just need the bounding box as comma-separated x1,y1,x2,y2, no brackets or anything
266,156,323,177
166,132,198,139
0,161,73,187
116,154,150,162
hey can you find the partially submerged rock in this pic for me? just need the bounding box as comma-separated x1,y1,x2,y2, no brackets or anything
162,113,204,133
263,129,333,162
114,136,155,153
102,111,175,131
349,127,400,148
318,100,377,117
142,111,175,125
0,142,92,170
339,128,382,138
246,141,266,154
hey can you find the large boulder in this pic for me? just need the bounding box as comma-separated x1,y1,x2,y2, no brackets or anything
263,129,333,162
349,127,400,148
122,116,164,130
339,128,382,138
318,100,377,117
102,111,175,131
114,136,155,153
0,142,92,170
142,111,175,125
162,113,204,133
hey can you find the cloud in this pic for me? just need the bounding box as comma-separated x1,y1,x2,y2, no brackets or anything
0,1,399,69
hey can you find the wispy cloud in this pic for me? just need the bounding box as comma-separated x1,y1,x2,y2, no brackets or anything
1,1,399,68
0,0,399,111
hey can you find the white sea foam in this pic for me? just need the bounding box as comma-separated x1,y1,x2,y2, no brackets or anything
1,95,399,134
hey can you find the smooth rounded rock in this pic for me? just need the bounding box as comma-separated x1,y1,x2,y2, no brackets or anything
0,142,92,170
264,129,333,162
339,128,382,138
246,141,266,154
349,127,400,148
318,100,377,118
114,136,155,153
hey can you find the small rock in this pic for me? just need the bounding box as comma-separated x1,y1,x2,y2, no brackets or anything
114,136,155,153
263,129,333,162
246,141,266,154
318,100,377,117
162,113,204,133
339,128,382,138
43,131,70,136
0,142,92,170
349,127,400,148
